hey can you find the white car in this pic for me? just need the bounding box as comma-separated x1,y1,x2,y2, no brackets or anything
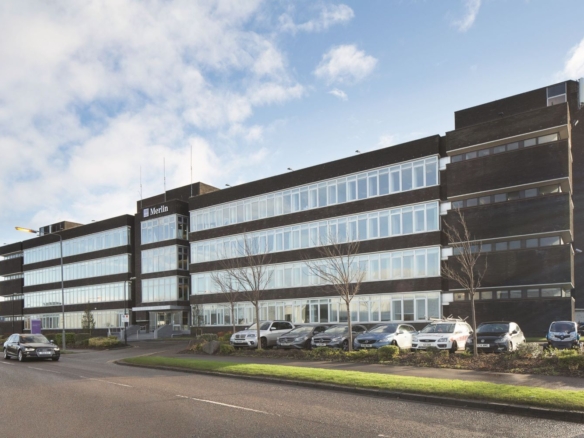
230,320,294,349
412,320,472,353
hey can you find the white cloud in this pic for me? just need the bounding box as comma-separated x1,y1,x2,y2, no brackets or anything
0,1,306,241
328,88,348,101
280,4,354,34
314,45,377,85
452,0,481,32
556,37,584,80
376,134,398,149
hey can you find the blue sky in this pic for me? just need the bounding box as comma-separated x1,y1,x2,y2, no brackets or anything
1,0,583,245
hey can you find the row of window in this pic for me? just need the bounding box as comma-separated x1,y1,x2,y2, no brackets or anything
451,184,561,209
141,276,190,303
24,254,131,286
23,309,126,330
192,247,441,295
195,292,441,326
453,236,563,255
141,245,189,274
450,133,559,163
0,273,23,282
453,287,571,301
23,227,131,265
141,215,188,245
0,252,23,261
0,294,23,302
190,157,439,232
191,202,439,264
23,282,131,308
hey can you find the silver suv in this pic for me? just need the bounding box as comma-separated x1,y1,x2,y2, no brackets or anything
230,320,294,349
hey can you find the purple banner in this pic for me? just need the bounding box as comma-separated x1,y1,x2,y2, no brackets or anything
31,319,42,334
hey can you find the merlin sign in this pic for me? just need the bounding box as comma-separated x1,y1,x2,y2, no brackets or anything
143,205,169,218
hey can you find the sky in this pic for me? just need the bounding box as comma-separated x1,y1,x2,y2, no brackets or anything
1,0,584,245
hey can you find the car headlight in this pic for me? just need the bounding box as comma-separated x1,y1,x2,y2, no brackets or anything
331,337,342,342
294,337,307,342
54,347,60,351
246,334,256,338
437,338,448,343
24,348,35,352
494,337,508,344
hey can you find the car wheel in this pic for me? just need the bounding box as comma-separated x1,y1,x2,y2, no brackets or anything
449,342,458,354
260,337,268,349
52,356,60,362
18,350,25,362
3,349,9,360
342,340,349,351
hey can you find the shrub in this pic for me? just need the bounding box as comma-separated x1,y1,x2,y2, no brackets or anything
557,349,579,358
345,349,377,361
512,343,542,359
219,344,235,355
220,332,233,342
198,333,218,342
306,347,342,360
378,345,400,360
52,333,76,347
88,336,122,348
557,355,584,370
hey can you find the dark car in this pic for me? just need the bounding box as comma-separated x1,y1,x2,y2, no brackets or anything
354,323,417,350
546,321,581,349
3,334,61,362
311,324,367,350
466,322,525,353
277,324,332,349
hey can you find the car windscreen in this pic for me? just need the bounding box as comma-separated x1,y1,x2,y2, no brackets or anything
20,335,50,344
323,326,348,335
247,322,272,331
477,323,509,334
420,324,455,334
369,324,399,334
287,327,314,335
550,322,575,333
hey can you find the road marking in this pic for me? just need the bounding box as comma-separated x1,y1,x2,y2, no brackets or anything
28,367,61,374
80,376,133,387
176,395,275,416
0,361,14,365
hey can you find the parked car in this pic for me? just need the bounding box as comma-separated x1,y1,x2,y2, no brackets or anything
276,324,332,349
466,322,526,353
3,334,60,362
412,319,472,353
354,323,417,350
311,324,367,350
230,320,294,349
546,321,581,350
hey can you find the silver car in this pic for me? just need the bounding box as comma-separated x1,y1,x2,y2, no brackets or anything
230,320,294,349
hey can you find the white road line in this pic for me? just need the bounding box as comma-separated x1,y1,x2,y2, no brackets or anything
80,376,133,387
28,367,61,374
0,361,14,365
176,395,275,416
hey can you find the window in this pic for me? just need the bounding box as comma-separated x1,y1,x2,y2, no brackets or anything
526,289,539,298
495,242,507,251
523,138,536,147
538,133,559,144
524,188,538,198
540,236,561,247
496,290,509,299
525,238,538,248
508,240,521,250
466,198,477,207
547,83,566,106
466,151,477,160
494,193,507,203
479,196,491,205
510,290,522,299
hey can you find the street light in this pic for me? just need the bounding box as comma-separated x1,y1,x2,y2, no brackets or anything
16,226,66,352
124,277,136,345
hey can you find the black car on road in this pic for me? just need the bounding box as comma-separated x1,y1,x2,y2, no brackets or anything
3,334,61,362
277,324,332,349
311,324,367,350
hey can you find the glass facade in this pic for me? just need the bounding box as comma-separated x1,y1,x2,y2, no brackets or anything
141,215,188,245
191,246,440,295
23,226,130,264
191,157,439,232
24,254,131,286
0,252,23,261
141,245,189,273
191,201,439,264
195,292,441,326
24,282,130,308
23,309,125,330
142,276,190,302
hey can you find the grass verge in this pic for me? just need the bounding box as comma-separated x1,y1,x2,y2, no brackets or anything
122,356,584,412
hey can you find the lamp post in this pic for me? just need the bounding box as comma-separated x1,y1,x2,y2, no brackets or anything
124,277,136,345
16,227,65,352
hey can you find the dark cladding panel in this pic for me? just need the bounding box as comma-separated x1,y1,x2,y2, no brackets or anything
0,279,23,297
0,242,22,257
455,87,547,129
0,300,23,318
447,245,573,289
443,194,571,241
0,258,23,276
444,298,574,337
446,104,568,152
447,141,570,197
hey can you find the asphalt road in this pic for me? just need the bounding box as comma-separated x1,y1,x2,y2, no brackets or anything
1,341,583,438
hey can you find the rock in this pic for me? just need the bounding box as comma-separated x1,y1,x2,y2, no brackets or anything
202,340,221,355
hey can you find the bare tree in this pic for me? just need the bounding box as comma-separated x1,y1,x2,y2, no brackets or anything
210,270,239,336
442,209,487,357
304,236,366,351
211,235,273,349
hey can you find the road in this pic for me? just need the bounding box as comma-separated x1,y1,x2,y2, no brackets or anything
1,341,583,438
